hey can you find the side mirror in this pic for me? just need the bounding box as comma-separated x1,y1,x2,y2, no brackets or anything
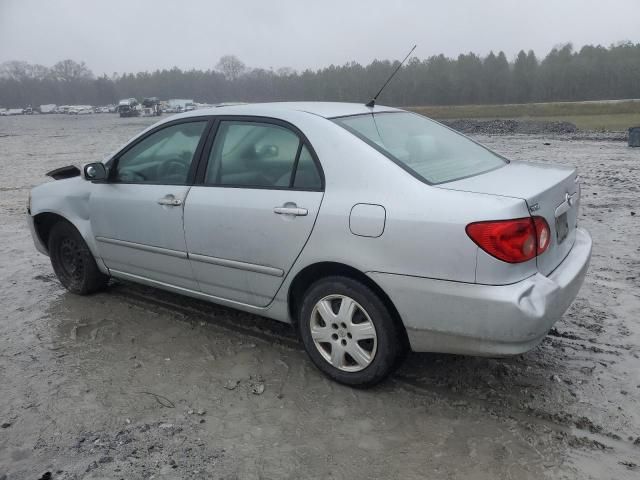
83,162,107,181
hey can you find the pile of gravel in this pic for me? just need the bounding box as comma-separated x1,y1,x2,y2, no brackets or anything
441,119,578,135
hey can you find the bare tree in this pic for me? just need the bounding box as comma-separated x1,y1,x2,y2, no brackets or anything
216,55,246,80
276,66,296,77
50,59,94,81
0,61,31,80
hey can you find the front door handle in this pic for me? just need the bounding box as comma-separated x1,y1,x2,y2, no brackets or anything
274,205,308,216
158,194,182,206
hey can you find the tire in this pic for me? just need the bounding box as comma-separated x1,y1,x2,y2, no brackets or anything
48,221,109,295
298,276,404,387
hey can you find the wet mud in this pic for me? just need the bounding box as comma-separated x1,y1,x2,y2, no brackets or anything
0,115,638,479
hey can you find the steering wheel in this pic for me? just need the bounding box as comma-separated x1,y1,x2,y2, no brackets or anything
158,158,188,180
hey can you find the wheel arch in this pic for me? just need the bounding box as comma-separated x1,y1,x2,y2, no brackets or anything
32,212,107,275
33,212,72,253
287,261,409,348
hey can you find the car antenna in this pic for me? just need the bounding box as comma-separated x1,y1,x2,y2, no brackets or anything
365,44,416,108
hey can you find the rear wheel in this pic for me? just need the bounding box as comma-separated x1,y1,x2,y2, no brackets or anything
298,276,404,387
48,221,109,294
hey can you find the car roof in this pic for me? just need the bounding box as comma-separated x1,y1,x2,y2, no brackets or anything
168,101,401,120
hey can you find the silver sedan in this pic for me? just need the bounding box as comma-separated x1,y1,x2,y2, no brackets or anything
28,102,592,386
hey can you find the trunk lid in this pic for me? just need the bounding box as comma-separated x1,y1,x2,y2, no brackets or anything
437,161,580,276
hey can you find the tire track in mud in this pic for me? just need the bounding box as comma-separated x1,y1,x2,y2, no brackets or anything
107,282,301,350
99,279,638,454
390,374,639,458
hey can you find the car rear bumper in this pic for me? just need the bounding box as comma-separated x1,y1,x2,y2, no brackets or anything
368,227,592,356
27,214,49,256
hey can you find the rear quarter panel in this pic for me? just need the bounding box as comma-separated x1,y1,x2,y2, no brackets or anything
269,114,532,320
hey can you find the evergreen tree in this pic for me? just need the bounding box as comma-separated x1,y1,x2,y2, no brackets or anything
1,46,640,108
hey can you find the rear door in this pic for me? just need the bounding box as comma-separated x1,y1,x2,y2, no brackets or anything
183,117,324,306
90,119,210,288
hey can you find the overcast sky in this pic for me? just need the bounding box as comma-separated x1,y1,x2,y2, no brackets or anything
1,0,638,75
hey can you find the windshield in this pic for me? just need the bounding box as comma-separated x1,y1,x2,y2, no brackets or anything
333,112,506,184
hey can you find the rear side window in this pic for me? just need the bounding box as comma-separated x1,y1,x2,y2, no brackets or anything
293,146,322,189
333,112,505,184
113,121,207,184
205,120,322,190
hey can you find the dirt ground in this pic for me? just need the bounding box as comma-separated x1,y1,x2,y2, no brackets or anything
1,114,639,479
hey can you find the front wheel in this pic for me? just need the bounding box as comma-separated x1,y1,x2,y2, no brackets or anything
48,221,109,295
298,276,404,387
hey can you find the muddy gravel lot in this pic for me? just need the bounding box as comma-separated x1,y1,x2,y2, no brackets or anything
1,114,639,479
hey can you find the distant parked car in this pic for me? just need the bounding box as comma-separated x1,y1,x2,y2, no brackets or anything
27,102,591,386
68,106,93,115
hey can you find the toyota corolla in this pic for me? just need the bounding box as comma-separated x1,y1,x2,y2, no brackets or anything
28,102,592,386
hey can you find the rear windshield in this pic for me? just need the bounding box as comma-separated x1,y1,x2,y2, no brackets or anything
333,112,506,184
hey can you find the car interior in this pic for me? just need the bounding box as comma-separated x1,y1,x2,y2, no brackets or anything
114,121,207,184
112,120,322,189
206,121,321,189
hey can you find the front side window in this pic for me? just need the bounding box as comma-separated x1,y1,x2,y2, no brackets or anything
113,121,207,184
206,121,321,189
333,112,506,184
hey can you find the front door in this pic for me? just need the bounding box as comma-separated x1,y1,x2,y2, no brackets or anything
91,119,209,289
184,119,324,306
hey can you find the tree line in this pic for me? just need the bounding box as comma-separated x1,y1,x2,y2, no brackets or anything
1,43,639,108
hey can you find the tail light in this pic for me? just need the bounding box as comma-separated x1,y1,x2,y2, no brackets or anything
466,216,550,263
532,216,550,254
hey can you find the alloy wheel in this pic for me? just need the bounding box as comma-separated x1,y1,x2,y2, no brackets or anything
309,294,378,372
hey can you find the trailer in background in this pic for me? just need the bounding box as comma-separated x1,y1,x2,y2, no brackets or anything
40,104,57,114
118,98,140,117
166,98,194,113
142,97,162,117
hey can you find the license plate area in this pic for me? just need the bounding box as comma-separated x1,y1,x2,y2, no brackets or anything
556,212,569,244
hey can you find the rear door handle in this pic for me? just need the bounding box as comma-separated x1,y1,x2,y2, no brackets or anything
273,206,308,216
158,194,182,206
